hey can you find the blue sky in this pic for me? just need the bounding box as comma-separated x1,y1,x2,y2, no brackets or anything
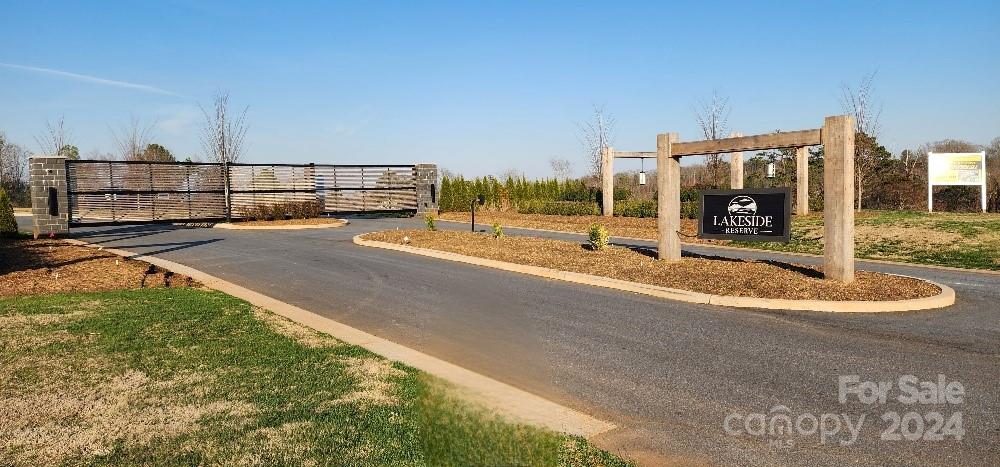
2,0,997,177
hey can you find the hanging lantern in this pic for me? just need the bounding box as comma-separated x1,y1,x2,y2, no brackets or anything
766,161,776,179
638,158,647,186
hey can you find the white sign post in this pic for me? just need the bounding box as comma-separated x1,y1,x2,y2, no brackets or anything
927,152,987,213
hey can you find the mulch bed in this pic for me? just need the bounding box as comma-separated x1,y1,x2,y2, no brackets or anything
232,218,345,226
0,238,196,298
363,230,941,301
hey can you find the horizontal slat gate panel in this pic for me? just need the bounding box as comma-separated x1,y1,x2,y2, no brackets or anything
68,161,227,223
67,161,418,225
313,165,417,212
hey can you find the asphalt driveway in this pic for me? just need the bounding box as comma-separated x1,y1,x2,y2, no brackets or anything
22,215,1000,466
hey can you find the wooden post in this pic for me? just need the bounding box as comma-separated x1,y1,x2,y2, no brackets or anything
729,131,743,189
657,133,681,261
601,147,614,217
822,115,855,282
796,146,809,215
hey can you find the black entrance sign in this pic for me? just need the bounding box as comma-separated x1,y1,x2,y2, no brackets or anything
698,188,791,242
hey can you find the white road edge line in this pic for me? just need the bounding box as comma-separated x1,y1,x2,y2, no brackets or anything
63,238,616,439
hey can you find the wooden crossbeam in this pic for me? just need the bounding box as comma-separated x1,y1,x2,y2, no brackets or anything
671,129,821,157
613,151,656,159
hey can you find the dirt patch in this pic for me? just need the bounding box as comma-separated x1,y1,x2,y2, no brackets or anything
364,230,941,301
0,239,196,297
230,218,345,227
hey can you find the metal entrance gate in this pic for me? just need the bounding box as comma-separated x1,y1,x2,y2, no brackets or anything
66,160,419,226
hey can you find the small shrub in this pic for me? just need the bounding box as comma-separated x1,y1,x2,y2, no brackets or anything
425,213,437,231
680,201,700,219
238,201,325,221
588,223,609,251
0,189,17,238
519,201,600,216
491,221,504,239
286,200,323,219
268,203,288,220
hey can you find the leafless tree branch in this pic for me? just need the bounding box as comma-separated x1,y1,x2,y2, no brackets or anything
577,106,615,177
549,157,573,180
840,71,882,137
199,90,249,164
111,116,156,161
693,91,731,187
840,71,884,210
34,116,72,157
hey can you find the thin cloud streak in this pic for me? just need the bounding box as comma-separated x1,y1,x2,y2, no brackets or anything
0,62,183,97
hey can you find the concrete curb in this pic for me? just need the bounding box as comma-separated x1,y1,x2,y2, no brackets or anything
436,218,1000,277
354,235,956,313
213,219,349,230
61,238,614,439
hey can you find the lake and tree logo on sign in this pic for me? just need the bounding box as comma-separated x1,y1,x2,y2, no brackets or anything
727,196,758,216
699,189,791,242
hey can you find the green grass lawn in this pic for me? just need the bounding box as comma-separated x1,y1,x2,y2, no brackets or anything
731,210,1000,270
0,288,629,466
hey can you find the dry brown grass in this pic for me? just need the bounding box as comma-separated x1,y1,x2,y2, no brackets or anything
1,369,256,464
252,307,342,349
0,239,196,297
252,307,403,408
0,305,254,465
318,357,407,409
364,230,940,301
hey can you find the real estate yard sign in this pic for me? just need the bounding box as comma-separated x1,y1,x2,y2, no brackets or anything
927,152,987,212
698,188,791,242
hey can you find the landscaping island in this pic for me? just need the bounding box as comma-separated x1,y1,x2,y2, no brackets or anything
360,230,945,303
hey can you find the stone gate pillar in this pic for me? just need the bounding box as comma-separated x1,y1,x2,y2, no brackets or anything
29,156,70,235
414,163,438,215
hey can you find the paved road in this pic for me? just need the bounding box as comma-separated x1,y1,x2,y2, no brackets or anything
25,216,1000,466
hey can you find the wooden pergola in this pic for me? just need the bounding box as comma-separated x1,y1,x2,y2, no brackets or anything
600,115,855,282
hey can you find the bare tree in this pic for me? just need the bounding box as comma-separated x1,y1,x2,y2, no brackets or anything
0,132,30,205
111,116,155,161
549,158,573,180
694,91,731,187
1,133,27,186
578,106,615,177
987,137,1000,212
85,149,118,161
34,116,73,157
498,169,524,180
199,91,249,164
840,71,883,210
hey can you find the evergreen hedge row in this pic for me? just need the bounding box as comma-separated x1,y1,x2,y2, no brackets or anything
438,175,699,219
